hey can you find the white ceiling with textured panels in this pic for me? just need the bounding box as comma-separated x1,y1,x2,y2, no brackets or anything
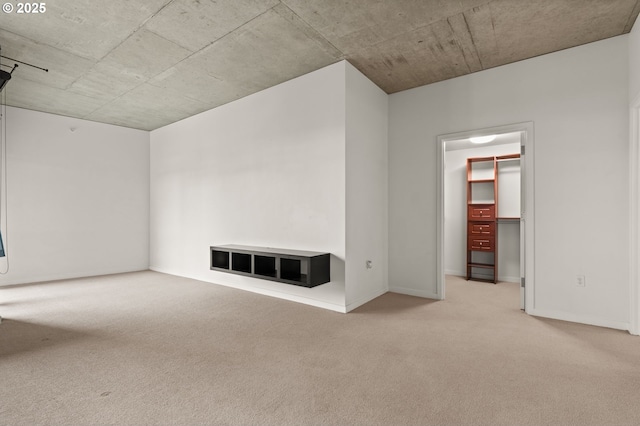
1,0,638,130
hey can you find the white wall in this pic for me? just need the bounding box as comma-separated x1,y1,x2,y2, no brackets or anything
629,26,640,335
0,107,149,286
445,143,520,282
150,62,347,312
389,36,630,329
345,62,389,311
630,26,640,101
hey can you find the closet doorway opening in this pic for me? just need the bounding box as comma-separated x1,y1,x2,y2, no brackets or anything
436,122,534,313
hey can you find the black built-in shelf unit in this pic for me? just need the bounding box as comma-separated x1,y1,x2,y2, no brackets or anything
210,245,330,288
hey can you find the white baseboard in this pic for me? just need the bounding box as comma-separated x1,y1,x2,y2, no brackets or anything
498,275,520,284
389,285,440,300
529,308,630,332
0,267,149,287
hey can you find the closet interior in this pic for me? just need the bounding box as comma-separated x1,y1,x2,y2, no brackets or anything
466,154,520,283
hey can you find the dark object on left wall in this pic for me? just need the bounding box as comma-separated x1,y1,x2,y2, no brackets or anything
0,68,12,92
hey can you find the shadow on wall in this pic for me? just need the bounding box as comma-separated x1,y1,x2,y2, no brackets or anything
330,253,345,288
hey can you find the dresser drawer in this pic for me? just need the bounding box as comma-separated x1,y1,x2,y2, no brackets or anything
468,236,495,251
469,222,495,236
468,205,495,221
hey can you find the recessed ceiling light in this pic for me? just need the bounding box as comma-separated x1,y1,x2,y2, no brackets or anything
470,135,497,144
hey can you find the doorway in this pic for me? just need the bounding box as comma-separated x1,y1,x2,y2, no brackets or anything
436,122,534,313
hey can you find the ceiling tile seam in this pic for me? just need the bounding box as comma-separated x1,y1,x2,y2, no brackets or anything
343,12,487,81
445,16,476,74
489,3,498,57
136,0,177,32
341,6,479,53
278,1,346,59
66,63,99,90
142,1,281,54
79,81,147,122
142,27,196,54
65,0,178,89
102,30,210,107
145,2,347,94
65,55,145,114
1,78,113,118
206,4,275,41
77,68,215,124
459,12,485,70
144,79,218,106
623,0,640,33
143,3,294,88
89,0,176,64
0,30,96,64
186,4,282,56
65,32,191,101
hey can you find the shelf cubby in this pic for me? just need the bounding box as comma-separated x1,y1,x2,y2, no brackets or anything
280,258,307,283
254,255,277,278
231,252,252,273
211,250,230,270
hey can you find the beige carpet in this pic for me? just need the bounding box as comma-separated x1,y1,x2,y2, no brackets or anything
1,271,639,426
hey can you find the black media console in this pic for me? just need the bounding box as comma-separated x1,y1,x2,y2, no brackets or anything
210,245,330,288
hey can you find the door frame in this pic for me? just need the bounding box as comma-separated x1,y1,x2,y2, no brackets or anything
436,122,535,313
629,95,640,336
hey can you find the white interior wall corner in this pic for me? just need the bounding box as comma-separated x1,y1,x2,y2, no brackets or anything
344,62,389,311
628,28,640,335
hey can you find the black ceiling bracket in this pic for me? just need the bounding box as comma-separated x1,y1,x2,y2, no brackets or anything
0,64,16,92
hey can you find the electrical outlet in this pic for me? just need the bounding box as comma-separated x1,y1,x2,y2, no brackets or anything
576,275,586,287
